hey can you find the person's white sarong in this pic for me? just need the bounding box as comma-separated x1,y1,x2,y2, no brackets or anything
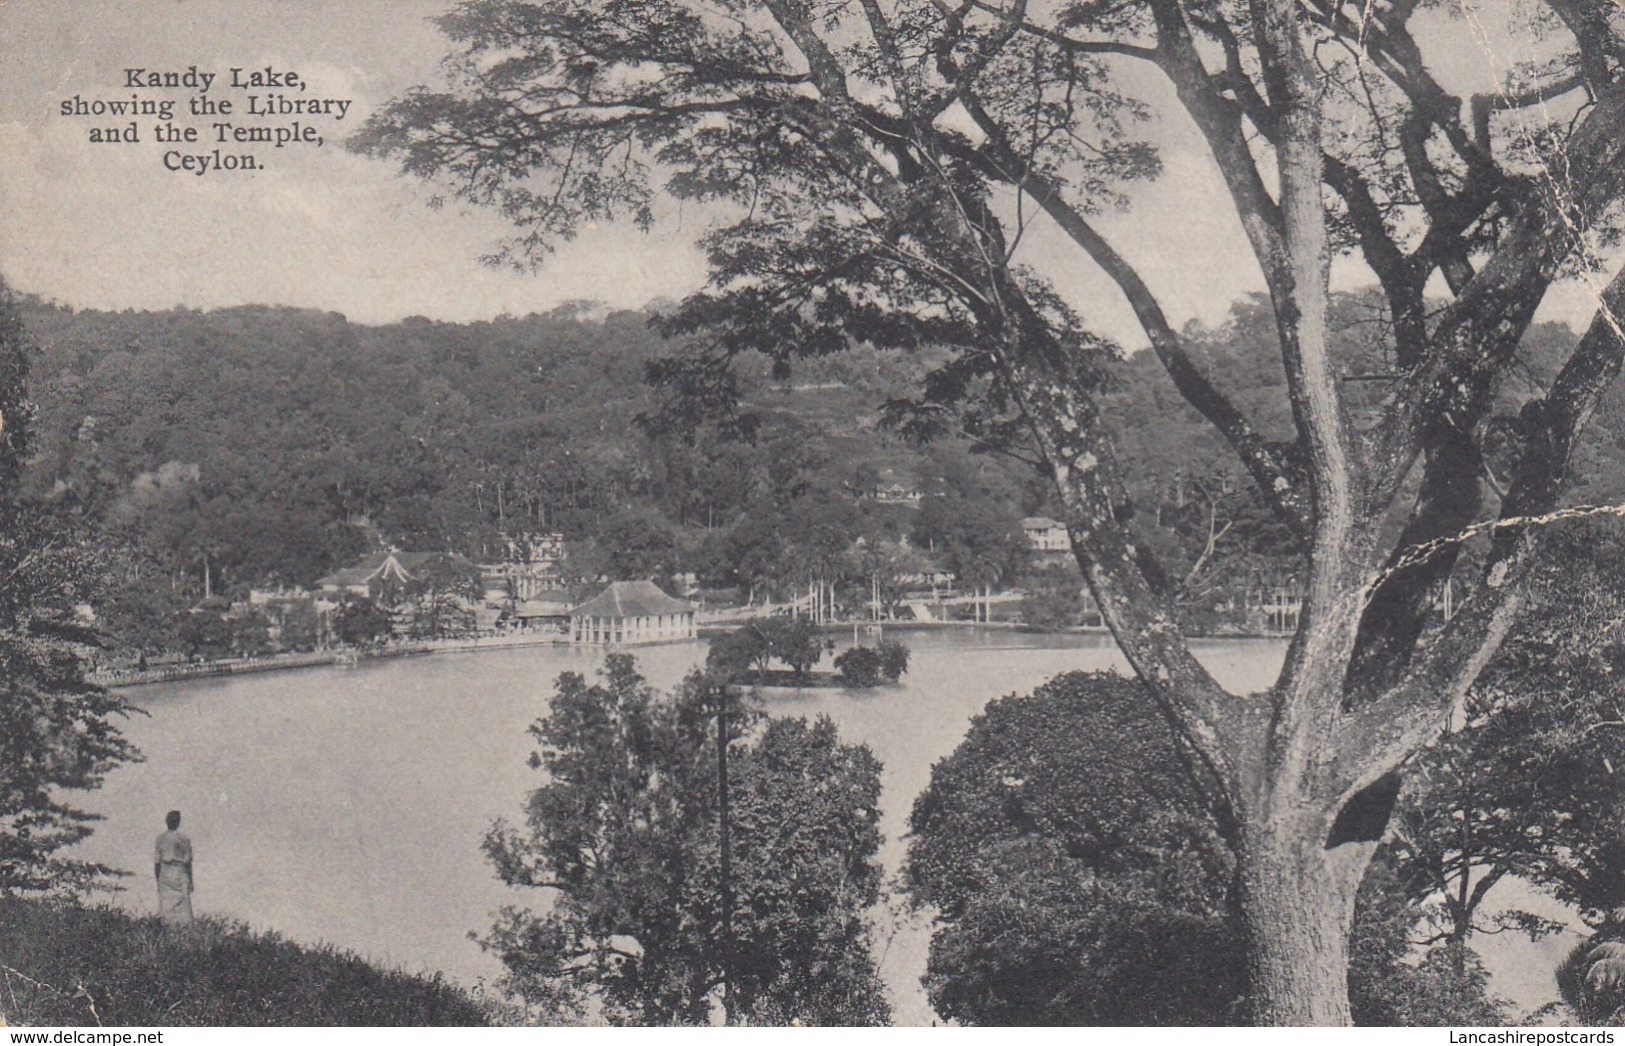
155,830,193,927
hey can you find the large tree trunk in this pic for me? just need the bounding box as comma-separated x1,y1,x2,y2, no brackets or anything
1239,814,1374,1024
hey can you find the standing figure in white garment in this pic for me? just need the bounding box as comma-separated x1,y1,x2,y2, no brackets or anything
154,809,194,928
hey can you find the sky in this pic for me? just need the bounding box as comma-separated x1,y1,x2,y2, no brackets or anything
0,0,1609,342
0,0,713,324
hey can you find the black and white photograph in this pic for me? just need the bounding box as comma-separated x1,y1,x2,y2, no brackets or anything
3,0,1625,1030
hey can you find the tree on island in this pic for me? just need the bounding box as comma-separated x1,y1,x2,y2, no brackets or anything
765,616,823,679
481,655,889,1025
832,646,883,688
836,639,911,687
0,279,139,896
706,616,824,683
357,1,1625,1022
876,640,909,682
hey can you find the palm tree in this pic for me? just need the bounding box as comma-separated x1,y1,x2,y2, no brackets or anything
1557,937,1625,1024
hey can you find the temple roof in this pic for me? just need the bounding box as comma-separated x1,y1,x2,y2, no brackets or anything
570,580,694,619
316,551,476,589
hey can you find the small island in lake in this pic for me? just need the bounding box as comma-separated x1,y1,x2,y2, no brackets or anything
706,617,910,688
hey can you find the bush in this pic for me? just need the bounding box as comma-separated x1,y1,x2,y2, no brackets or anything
834,646,883,687
835,642,908,687
0,897,492,1026
877,640,910,682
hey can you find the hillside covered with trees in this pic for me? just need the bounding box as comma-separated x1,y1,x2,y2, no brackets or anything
14,290,1620,661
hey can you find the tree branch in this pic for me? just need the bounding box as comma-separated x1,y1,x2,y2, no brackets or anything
742,0,1250,818
957,98,1313,535
1321,153,1428,367
959,0,1159,62
1246,0,1364,772
1336,263,1625,800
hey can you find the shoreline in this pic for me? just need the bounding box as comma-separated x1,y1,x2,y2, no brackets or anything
95,618,1295,689
91,630,571,688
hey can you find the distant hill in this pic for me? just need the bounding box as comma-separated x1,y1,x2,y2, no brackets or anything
13,296,1025,603
19,289,1612,643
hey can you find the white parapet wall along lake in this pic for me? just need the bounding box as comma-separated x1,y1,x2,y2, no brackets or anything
69,630,1570,1024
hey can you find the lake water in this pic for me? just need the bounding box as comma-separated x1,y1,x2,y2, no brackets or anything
69,629,1571,1023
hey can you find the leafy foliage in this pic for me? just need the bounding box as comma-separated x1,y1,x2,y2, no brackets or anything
17,301,675,600
401,554,484,638
0,281,138,897
330,597,392,647
913,495,1028,596
704,617,824,683
1384,520,1625,947
569,506,681,584
1558,937,1625,1025
909,671,1511,1026
481,655,889,1025
763,617,823,679
905,671,1242,1025
1348,851,1509,1026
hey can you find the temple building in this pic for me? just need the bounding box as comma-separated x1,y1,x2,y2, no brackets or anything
569,580,697,645
315,550,480,599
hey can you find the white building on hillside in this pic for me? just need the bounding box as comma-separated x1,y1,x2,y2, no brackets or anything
1022,516,1069,552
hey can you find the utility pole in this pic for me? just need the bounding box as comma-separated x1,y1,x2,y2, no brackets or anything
715,683,735,1025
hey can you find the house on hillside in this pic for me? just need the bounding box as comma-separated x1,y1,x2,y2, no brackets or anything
247,585,311,606
569,580,696,645
870,469,923,507
1022,516,1070,552
900,557,957,592
482,532,567,601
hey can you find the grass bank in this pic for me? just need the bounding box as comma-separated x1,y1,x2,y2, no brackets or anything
0,898,490,1027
